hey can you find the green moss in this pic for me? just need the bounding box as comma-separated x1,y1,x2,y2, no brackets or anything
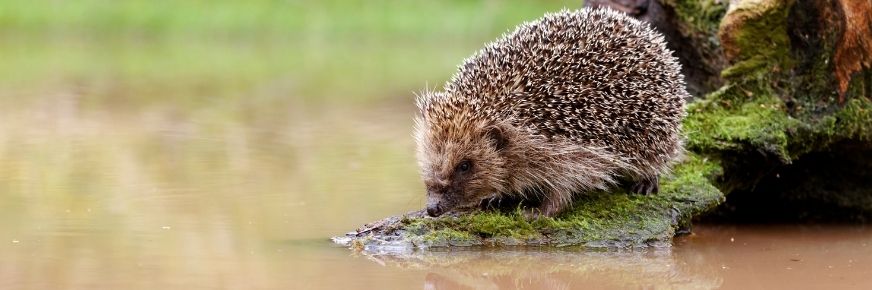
720,55,770,79
420,228,473,245
684,86,800,161
832,97,872,142
685,85,871,165
697,0,870,161
687,71,872,166
409,210,540,242
666,0,728,34
720,0,794,78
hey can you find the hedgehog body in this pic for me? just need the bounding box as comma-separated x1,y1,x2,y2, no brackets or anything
415,8,688,217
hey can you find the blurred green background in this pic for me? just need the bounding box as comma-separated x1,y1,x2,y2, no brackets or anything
0,1,578,288
1,0,575,108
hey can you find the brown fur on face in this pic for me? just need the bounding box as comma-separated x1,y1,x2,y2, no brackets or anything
414,98,511,216
414,94,634,218
414,96,631,217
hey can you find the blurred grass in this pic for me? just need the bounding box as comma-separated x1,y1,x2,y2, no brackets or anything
0,0,577,110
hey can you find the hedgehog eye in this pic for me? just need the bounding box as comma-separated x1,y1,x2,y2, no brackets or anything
456,160,472,173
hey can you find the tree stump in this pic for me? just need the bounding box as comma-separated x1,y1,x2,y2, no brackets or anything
591,0,872,221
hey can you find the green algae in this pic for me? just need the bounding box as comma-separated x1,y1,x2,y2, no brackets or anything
719,0,794,73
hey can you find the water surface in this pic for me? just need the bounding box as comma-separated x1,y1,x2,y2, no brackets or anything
2,102,871,289
2,2,870,288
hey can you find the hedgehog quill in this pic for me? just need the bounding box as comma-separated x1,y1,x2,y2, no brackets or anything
414,8,687,218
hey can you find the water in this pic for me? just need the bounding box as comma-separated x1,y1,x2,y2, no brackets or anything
2,2,870,288
1,101,871,289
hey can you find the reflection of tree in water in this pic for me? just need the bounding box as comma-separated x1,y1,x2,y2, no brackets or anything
366,249,722,290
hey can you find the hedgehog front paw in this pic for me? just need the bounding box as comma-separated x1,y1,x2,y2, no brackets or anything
524,198,565,220
631,176,660,195
523,208,544,220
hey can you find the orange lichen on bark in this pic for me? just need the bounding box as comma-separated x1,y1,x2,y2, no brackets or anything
834,0,872,102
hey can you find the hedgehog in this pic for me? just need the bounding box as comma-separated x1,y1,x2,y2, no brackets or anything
414,8,688,218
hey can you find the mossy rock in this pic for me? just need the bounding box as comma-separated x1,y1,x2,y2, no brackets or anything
685,0,872,220
333,155,724,251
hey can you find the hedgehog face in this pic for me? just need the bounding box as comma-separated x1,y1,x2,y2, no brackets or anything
415,119,510,217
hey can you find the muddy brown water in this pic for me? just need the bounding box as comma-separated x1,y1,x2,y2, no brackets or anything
1,103,871,290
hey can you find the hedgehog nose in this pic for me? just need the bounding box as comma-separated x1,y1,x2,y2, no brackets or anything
426,204,444,217
425,186,446,217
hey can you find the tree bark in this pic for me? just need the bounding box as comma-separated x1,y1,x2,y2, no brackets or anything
591,0,872,221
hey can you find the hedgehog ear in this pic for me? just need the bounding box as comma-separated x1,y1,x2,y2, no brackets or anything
485,125,509,151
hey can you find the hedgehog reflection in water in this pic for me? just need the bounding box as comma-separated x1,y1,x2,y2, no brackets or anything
415,8,688,218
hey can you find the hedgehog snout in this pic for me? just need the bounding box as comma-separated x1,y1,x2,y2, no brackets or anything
425,184,451,217
426,202,445,217
425,193,447,217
